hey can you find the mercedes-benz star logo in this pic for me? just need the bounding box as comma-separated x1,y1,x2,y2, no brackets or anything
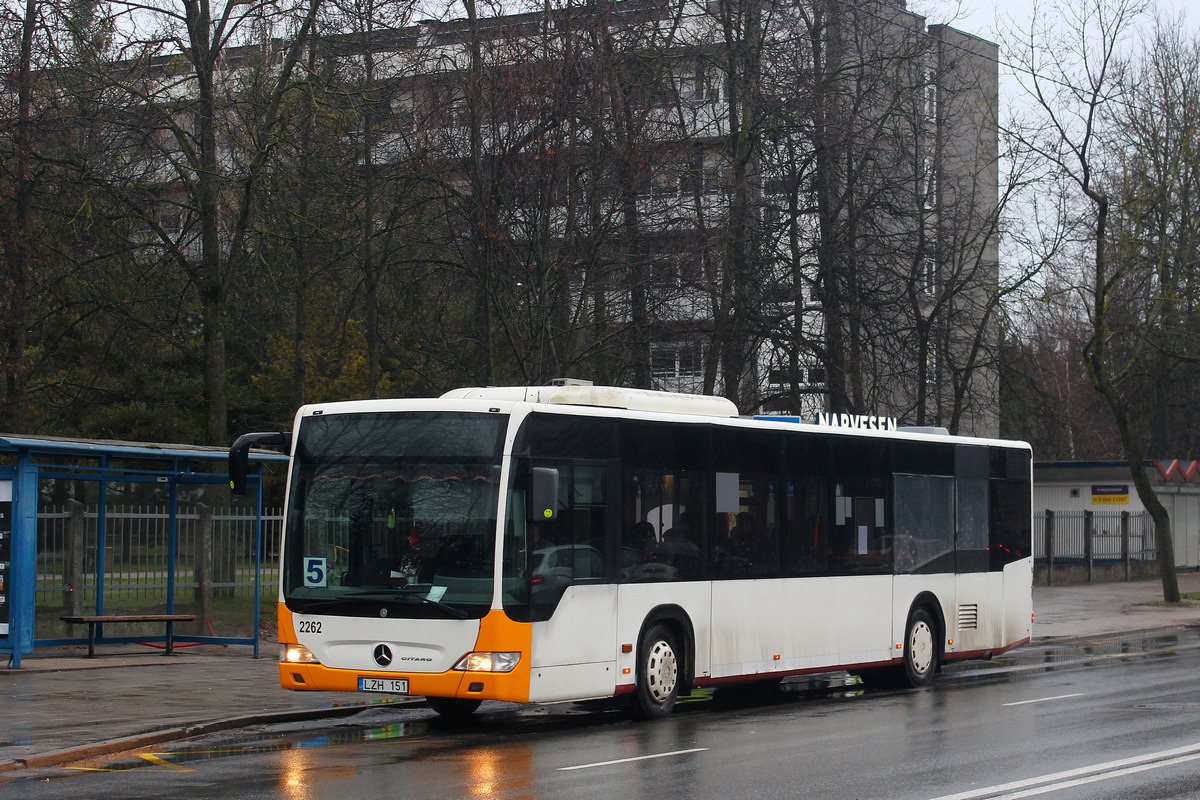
373,644,393,668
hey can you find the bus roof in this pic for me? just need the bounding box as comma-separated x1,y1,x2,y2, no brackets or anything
299,385,1027,451
439,384,740,418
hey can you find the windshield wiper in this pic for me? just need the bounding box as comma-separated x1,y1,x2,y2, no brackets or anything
292,588,469,619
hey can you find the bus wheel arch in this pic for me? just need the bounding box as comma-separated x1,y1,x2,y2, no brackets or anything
902,594,944,688
631,606,695,720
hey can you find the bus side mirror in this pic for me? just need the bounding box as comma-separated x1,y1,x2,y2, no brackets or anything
528,467,559,522
229,431,291,496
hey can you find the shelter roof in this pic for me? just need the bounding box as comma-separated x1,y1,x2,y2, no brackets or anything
0,434,287,463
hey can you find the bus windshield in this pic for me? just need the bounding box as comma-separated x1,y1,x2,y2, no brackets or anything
282,411,506,619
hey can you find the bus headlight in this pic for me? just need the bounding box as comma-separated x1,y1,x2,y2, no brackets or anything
453,652,521,672
280,644,321,664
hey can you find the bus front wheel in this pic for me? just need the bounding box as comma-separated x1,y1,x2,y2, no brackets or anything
632,623,681,719
426,696,482,719
901,607,939,688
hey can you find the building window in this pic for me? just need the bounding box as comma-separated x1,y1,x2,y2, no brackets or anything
922,157,937,211
924,66,938,123
764,177,788,196
920,257,937,295
767,367,826,387
651,344,702,379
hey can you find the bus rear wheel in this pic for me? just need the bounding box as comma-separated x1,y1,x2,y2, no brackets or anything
632,623,681,720
901,607,939,688
426,696,482,719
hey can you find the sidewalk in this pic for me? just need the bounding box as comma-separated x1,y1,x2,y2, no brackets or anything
1033,571,1200,639
3,574,1200,773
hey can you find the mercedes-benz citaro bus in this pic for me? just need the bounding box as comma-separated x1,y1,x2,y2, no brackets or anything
229,382,1032,720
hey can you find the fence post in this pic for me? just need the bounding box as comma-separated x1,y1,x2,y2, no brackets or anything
1084,510,1094,583
117,506,131,569
1121,511,1130,581
214,513,234,599
63,500,86,616
195,503,213,627
1149,513,1159,568
1045,510,1055,586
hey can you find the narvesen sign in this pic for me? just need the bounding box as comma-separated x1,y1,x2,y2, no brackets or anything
814,413,898,432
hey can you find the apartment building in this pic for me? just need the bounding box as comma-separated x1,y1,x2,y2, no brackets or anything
49,0,1000,434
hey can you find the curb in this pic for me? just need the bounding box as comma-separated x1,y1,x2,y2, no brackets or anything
1031,620,1200,646
0,655,240,677
0,699,423,774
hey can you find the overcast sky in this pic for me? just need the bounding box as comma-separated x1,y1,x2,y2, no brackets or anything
906,0,1198,292
920,0,1197,43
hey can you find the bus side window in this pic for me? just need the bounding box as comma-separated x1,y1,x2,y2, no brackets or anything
782,434,831,578
990,446,1031,569
956,445,990,573
571,465,607,581
713,474,779,579
620,469,703,582
527,462,610,618
829,440,890,575
893,474,954,573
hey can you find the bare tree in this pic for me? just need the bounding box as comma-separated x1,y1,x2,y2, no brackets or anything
66,0,323,443
752,0,1007,428
0,0,41,428
1007,0,1183,601
1106,21,1200,457
1000,276,1122,459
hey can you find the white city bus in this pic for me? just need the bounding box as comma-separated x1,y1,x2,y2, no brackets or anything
231,384,1032,719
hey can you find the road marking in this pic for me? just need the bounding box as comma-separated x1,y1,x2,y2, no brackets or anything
926,741,1200,800
1002,693,1083,706
138,754,192,771
557,747,709,771
988,752,1200,799
67,753,194,773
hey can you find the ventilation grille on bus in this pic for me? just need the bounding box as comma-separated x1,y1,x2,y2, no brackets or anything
1005,450,1031,479
958,604,979,630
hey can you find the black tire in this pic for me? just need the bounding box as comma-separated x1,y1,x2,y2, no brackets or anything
426,696,482,719
900,606,939,688
632,623,682,720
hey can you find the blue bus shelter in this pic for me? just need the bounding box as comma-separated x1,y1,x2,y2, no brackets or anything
0,435,287,667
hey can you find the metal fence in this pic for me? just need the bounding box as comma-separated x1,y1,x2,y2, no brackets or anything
31,504,1155,598
1033,510,1157,564
35,503,283,609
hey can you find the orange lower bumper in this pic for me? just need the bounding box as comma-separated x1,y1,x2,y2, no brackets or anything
277,604,533,703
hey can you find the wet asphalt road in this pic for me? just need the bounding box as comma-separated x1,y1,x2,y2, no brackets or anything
5,631,1200,800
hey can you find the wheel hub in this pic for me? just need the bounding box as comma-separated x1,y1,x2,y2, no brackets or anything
909,620,934,675
646,639,679,702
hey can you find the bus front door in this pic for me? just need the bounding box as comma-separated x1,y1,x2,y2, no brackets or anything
526,460,620,703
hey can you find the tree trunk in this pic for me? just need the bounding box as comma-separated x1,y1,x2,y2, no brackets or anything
188,0,228,446
1082,189,1179,602
3,0,39,429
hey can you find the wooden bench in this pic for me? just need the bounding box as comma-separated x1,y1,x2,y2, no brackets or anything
60,615,197,657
